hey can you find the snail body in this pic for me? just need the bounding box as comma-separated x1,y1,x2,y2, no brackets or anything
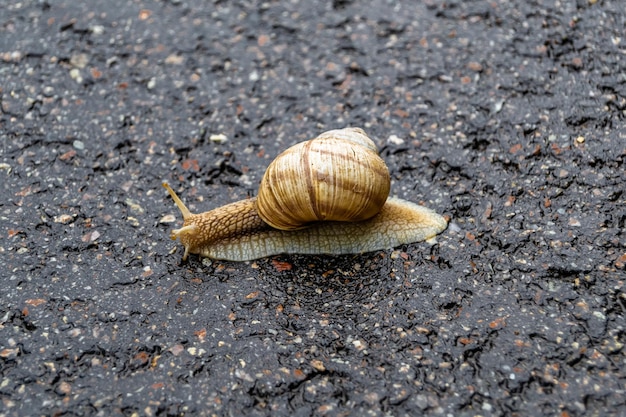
164,128,447,262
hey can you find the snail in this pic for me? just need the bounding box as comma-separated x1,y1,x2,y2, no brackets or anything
163,127,447,262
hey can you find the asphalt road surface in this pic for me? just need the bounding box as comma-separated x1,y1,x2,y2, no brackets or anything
1,1,624,416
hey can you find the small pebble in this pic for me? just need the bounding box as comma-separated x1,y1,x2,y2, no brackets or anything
125,199,144,214
387,134,405,145
70,53,89,69
159,214,177,223
568,217,581,227
69,68,83,83
53,214,74,224
210,133,228,144
90,25,105,35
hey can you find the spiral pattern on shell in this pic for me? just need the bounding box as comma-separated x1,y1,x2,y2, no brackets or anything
255,127,391,230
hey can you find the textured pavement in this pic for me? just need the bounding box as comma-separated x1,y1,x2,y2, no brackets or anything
1,1,625,416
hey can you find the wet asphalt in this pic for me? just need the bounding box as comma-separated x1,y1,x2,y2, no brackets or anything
1,1,625,416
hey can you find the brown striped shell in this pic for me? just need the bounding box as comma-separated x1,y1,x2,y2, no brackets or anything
255,127,391,230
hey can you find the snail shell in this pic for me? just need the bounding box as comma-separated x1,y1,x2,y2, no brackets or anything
164,127,447,261
256,127,390,230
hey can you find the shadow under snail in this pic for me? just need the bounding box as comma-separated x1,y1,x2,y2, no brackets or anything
163,127,447,261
